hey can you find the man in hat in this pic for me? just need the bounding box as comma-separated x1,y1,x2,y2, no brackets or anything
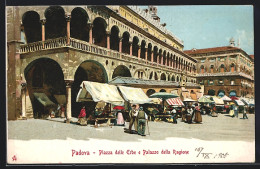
137,106,148,136
129,104,138,134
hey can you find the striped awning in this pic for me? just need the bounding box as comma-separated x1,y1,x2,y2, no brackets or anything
166,98,184,107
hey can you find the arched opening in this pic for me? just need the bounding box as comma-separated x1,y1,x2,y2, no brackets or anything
200,65,205,73
161,73,166,80
160,89,166,92
93,17,107,47
159,49,162,64
171,75,175,82
153,46,158,63
72,60,108,117
220,64,225,73
168,74,171,81
210,65,214,73
122,31,130,54
154,72,158,80
146,89,156,97
70,7,89,42
149,72,153,80
112,65,131,79
218,90,225,97
22,11,41,43
229,90,237,97
24,58,66,119
147,43,152,61
175,57,179,69
45,6,66,40
110,26,120,51
132,36,139,57
140,40,146,59
163,51,166,65
167,53,170,67
230,63,235,72
176,76,179,82
208,89,215,96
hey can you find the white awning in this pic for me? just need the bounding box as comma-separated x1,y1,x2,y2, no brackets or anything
166,98,184,107
76,81,124,106
118,86,152,104
212,96,224,105
235,100,245,106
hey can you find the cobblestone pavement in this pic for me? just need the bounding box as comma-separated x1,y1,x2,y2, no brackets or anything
8,114,255,142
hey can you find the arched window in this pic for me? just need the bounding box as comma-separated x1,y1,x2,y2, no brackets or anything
210,65,214,73
200,65,204,73
220,64,225,73
160,89,166,92
146,89,156,96
230,63,235,72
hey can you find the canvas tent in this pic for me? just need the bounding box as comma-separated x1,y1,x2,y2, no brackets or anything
33,93,56,107
76,81,125,106
166,98,184,107
211,96,224,105
118,86,152,104
235,99,245,106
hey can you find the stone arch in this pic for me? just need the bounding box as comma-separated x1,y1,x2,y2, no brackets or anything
70,7,89,42
168,74,171,81
134,69,146,79
132,36,139,57
160,73,166,80
146,89,156,97
149,71,153,80
45,6,66,40
72,60,108,117
140,40,146,59
22,11,41,43
24,58,66,119
208,89,215,96
112,65,132,79
160,89,166,92
153,46,158,63
110,25,120,51
122,31,130,54
93,17,107,47
171,75,175,81
154,72,158,80
147,43,152,61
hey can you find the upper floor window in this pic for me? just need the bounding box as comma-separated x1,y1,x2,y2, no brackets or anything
230,63,235,72
230,80,235,85
200,65,204,73
210,58,215,62
220,64,225,73
210,65,214,73
201,59,205,63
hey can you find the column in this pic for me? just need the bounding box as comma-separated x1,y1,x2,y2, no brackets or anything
151,51,154,64
106,31,110,49
119,37,123,53
65,80,73,123
88,23,93,44
129,41,133,56
145,48,148,62
66,14,71,45
157,54,159,66
21,83,27,118
40,19,46,42
171,58,174,69
138,45,141,60
165,57,168,66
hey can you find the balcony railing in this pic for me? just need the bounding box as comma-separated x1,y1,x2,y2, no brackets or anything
19,37,196,75
196,72,254,80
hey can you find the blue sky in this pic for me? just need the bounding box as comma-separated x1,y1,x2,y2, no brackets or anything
140,5,254,55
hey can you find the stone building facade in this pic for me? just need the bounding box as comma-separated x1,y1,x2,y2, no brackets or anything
7,5,198,120
184,39,254,98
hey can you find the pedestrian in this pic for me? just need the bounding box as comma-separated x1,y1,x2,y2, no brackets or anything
137,106,148,136
128,104,138,134
234,105,238,118
116,110,125,126
171,107,177,124
77,106,87,125
193,103,202,123
211,105,218,117
243,106,248,119
181,107,187,122
229,105,235,117
186,106,193,124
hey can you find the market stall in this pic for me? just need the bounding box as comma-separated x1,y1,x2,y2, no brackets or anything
76,81,125,127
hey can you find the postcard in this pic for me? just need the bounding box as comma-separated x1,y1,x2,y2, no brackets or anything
6,5,255,164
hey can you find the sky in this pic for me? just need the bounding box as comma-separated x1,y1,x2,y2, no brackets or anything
140,5,254,55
